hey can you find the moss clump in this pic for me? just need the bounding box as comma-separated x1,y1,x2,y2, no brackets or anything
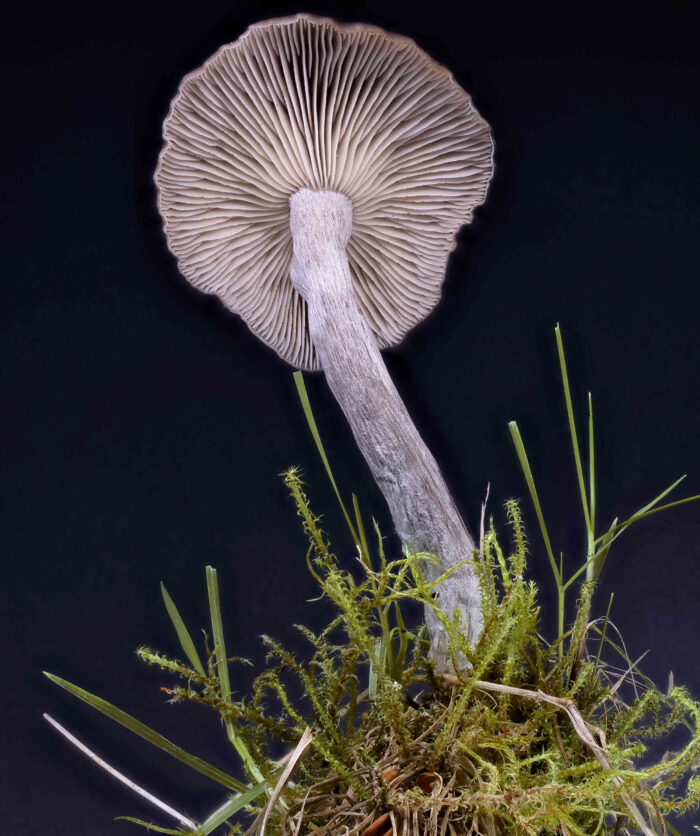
135,470,700,836
46,331,700,835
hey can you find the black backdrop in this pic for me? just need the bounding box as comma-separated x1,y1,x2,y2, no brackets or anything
2,0,699,833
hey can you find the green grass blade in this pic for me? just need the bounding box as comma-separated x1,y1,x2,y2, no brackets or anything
199,780,270,835
508,421,559,584
43,672,246,792
391,601,409,684
352,493,371,569
555,324,592,535
205,567,264,784
206,566,232,704
594,593,614,669
589,516,617,584
293,371,361,550
591,476,687,546
593,493,699,545
160,582,206,678
587,392,596,580
563,549,602,590
588,393,595,531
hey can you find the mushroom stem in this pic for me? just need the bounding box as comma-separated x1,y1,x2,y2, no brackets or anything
289,189,482,669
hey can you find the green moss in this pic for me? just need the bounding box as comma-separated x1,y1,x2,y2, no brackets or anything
47,330,700,835
135,474,699,836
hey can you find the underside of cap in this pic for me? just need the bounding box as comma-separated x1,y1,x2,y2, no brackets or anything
156,14,494,370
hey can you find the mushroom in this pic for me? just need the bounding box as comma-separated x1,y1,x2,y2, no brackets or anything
155,14,494,669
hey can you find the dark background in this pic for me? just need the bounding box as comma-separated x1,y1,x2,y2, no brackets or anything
1,0,699,833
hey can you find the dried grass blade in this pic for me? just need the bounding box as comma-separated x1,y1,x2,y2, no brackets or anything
44,672,246,791
44,714,198,830
258,727,314,835
608,650,650,698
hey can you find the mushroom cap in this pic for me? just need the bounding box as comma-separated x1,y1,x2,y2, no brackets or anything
156,14,494,371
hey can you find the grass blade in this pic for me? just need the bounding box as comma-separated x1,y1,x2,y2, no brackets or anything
590,516,617,585
43,673,246,792
352,493,371,569
206,566,232,705
593,593,614,669
508,421,559,584
588,392,595,535
199,780,270,835
562,550,600,590
391,601,410,684
160,582,206,677
594,493,699,545
258,728,313,836
510,419,569,655
44,714,198,831
293,371,361,550
586,392,596,582
591,476,687,546
555,325,592,535
570,487,694,590
205,567,264,784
